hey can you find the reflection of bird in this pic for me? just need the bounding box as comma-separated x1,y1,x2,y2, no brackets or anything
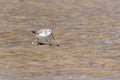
32,29,55,45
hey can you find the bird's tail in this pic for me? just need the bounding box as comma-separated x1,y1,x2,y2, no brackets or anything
31,31,36,34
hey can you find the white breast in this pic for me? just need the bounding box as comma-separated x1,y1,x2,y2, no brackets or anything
36,31,51,38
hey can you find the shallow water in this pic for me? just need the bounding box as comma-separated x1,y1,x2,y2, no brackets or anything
0,0,120,80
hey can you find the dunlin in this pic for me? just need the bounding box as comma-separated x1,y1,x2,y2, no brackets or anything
32,29,55,45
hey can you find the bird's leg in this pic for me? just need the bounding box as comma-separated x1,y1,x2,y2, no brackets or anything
36,38,40,46
46,37,53,46
46,38,48,42
46,37,51,44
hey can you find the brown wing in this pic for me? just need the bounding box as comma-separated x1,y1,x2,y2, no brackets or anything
31,29,43,34
36,30,43,34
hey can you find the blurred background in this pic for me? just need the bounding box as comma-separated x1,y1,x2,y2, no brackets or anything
0,0,120,80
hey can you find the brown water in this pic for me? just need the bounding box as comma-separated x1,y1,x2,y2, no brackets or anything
0,0,120,80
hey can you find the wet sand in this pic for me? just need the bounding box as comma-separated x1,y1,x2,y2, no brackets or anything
0,0,120,80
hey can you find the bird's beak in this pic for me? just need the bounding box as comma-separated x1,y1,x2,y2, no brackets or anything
51,33,55,39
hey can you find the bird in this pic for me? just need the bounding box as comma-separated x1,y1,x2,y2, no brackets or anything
31,29,55,45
